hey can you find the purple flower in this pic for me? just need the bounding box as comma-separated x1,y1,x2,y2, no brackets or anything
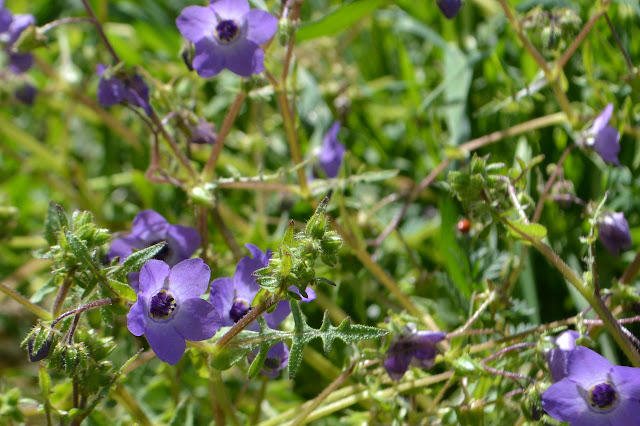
546,330,580,382
15,83,36,105
210,244,314,329
541,347,640,425
383,327,446,381
127,258,222,365
210,244,315,377
437,0,463,19
319,121,346,179
188,118,217,145
247,342,289,378
1,12,35,73
96,64,152,115
108,210,201,291
176,0,278,77
587,104,621,166
599,212,632,257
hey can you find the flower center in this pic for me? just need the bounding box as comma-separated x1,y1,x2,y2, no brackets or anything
215,19,239,42
149,290,177,319
229,299,250,323
589,382,618,411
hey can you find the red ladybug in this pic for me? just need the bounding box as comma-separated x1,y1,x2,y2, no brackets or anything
457,218,470,234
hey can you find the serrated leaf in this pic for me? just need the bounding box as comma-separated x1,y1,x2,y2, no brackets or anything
117,242,165,275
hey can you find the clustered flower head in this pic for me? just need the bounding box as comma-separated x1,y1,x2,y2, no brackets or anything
437,0,463,19
598,212,632,257
0,1,35,73
319,121,346,179
542,346,640,425
210,244,315,376
384,324,446,381
96,64,152,115
176,0,278,78
546,329,580,382
587,103,621,166
127,258,221,365
108,210,201,291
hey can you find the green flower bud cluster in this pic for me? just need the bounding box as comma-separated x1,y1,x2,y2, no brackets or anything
447,155,507,215
255,197,343,295
42,203,110,270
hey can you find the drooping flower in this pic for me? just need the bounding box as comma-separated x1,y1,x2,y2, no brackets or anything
546,330,580,382
586,104,621,166
108,210,201,291
0,10,35,73
541,346,640,425
384,325,447,381
318,121,346,179
15,83,36,105
437,0,463,19
127,258,222,365
598,212,632,257
96,64,152,115
210,244,315,377
176,0,278,78
188,118,217,145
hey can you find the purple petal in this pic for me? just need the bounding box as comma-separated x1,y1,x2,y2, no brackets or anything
209,277,235,326
176,5,216,43
8,14,35,45
264,300,291,329
245,243,270,266
193,38,226,78
599,213,632,257
245,9,278,45
413,331,447,344
128,272,141,294
591,103,614,134
124,74,151,114
224,40,264,77
131,210,170,240
0,7,12,34
126,297,147,336
168,258,210,298
541,378,584,423
174,298,221,341
260,342,289,378
612,365,640,401
209,0,250,21
8,52,33,74
138,260,170,295
384,351,412,381
546,330,580,382
97,76,127,107
166,224,201,263
319,122,346,178
15,83,37,105
96,63,107,76
145,320,186,365
593,125,621,165
437,0,462,19
566,347,613,385
108,235,144,262
233,256,262,302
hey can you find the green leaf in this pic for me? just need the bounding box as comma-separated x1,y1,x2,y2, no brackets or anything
296,0,385,42
117,242,166,275
507,221,547,243
108,279,136,302
247,345,269,379
44,202,62,245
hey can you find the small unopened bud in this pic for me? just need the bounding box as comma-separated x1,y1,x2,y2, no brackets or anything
27,329,55,362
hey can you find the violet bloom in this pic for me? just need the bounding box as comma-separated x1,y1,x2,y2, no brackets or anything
127,259,222,365
437,0,463,19
384,327,446,381
210,244,314,377
108,210,201,291
598,212,632,257
176,0,278,77
541,347,640,425
587,103,621,166
15,83,36,105
1,12,35,73
0,2,11,34
96,64,152,115
319,122,346,179
546,330,580,382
